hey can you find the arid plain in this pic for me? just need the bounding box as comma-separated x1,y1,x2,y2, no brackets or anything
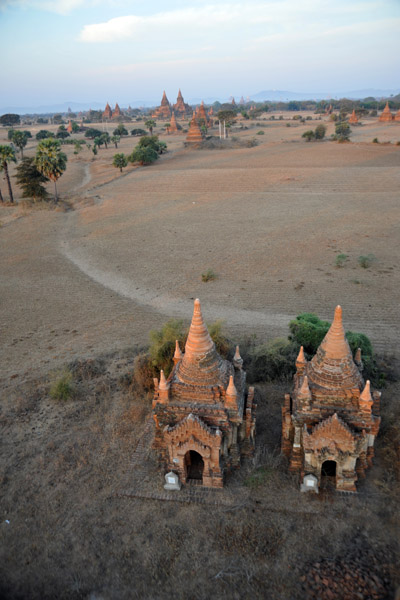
1,114,400,600
1,114,399,385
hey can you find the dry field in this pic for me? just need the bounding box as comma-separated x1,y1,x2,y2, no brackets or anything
1,113,399,599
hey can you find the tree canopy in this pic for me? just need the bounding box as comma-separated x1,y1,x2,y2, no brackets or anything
0,114,20,127
112,153,128,172
35,139,67,202
15,157,49,203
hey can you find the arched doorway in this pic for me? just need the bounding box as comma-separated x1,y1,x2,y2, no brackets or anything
185,451,204,482
321,460,337,489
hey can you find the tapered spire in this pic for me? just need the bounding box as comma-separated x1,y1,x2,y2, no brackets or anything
298,375,311,404
296,346,307,372
173,340,183,363
159,370,169,390
360,380,372,403
184,299,214,360
308,306,362,390
177,299,224,386
319,306,350,360
233,345,243,369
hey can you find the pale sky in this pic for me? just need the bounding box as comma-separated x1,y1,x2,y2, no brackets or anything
1,0,399,108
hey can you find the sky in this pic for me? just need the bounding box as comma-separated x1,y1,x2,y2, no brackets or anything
1,0,400,109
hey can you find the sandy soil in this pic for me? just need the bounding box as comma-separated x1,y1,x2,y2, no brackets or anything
1,115,399,387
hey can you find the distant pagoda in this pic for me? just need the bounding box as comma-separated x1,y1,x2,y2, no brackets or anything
173,89,192,118
102,102,113,120
379,101,394,122
185,112,203,145
113,102,121,118
348,109,359,124
152,91,171,119
395,109,400,122
167,111,180,134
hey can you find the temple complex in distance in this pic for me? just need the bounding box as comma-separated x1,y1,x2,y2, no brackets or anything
281,306,381,493
379,101,394,122
102,102,123,120
152,299,256,488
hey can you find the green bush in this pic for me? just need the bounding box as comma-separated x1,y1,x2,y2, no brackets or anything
302,130,315,141
314,124,326,140
289,312,374,359
256,130,265,135
289,313,331,355
49,369,74,401
131,128,147,136
149,319,186,377
335,253,348,267
372,138,379,144
358,254,376,268
247,338,299,383
201,268,216,282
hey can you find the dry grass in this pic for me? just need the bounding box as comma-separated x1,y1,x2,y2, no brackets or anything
0,351,399,600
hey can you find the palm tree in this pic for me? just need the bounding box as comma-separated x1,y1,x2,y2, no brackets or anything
112,153,128,172
35,139,67,203
111,135,120,149
11,131,28,158
0,145,17,203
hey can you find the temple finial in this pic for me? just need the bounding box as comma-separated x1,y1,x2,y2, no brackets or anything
174,340,183,363
159,370,169,390
184,299,214,360
226,375,238,398
360,380,372,403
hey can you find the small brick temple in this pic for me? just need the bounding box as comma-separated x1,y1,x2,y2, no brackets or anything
152,299,256,488
282,306,381,492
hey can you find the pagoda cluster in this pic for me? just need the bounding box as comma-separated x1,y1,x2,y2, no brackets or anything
152,90,192,120
102,102,122,120
151,300,382,493
379,101,400,122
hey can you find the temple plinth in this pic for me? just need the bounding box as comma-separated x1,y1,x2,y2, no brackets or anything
152,299,256,488
282,306,381,493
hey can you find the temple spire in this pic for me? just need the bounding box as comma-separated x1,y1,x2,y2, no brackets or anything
318,306,351,360
184,299,214,360
298,375,311,404
173,340,183,364
360,380,372,403
159,370,169,390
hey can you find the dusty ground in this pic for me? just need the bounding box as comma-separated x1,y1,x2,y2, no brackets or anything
1,113,399,386
1,113,399,599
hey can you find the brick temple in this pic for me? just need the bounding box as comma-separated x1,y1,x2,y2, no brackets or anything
196,100,211,128
152,299,256,488
167,111,180,134
348,109,359,124
102,102,113,120
379,101,394,122
281,306,381,492
173,89,192,118
152,91,171,119
185,112,203,145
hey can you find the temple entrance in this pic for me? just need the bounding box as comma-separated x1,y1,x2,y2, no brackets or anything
185,451,204,482
321,460,337,489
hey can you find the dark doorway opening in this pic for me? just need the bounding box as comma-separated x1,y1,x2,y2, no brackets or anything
321,460,337,477
185,451,204,481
